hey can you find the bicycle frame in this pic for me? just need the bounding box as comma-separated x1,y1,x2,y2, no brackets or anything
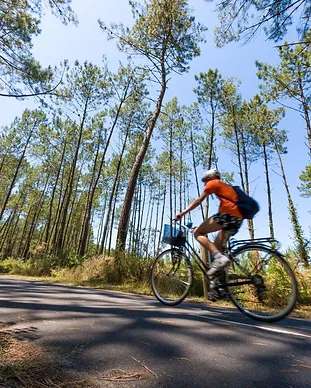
228,237,280,252
176,240,210,275
171,241,252,291
169,220,283,285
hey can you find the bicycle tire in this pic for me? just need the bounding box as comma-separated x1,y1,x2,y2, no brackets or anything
151,248,193,306
225,244,298,322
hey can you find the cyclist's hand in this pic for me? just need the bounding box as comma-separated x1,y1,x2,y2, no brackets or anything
191,227,197,234
175,212,183,221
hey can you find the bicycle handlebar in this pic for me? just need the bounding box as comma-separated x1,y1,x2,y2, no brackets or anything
170,218,194,230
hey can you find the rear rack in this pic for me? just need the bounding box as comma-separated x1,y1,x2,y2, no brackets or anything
228,237,280,250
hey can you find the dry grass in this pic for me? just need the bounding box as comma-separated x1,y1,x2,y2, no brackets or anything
52,255,117,284
0,329,153,387
1,252,310,320
0,332,97,387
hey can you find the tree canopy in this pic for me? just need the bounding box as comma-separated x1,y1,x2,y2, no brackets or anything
0,0,76,98
213,0,311,46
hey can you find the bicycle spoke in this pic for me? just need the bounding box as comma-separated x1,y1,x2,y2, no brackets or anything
179,280,191,286
226,245,297,322
151,249,192,306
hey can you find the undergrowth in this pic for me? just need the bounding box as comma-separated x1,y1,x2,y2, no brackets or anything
0,253,310,307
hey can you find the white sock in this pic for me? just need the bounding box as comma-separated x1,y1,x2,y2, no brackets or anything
213,252,226,260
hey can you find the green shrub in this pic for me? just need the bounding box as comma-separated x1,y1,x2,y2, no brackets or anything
52,255,118,284
189,263,204,297
296,267,311,304
0,255,57,277
122,252,153,282
0,258,18,273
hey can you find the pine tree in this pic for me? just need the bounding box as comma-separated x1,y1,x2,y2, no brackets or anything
100,0,206,254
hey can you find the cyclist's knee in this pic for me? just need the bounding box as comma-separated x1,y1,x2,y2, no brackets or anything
193,227,202,239
194,228,210,241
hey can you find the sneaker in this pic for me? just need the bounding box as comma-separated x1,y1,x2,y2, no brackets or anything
208,289,219,302
207,279,218,301
207,255,231,278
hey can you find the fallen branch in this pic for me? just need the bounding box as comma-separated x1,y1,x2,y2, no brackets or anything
130,355,158,377
101,368,144,382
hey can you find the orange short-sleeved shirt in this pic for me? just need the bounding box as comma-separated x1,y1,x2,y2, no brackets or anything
204,179,243,218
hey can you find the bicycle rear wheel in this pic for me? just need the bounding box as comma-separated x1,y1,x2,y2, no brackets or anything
151,248,193,306
226,245,298,322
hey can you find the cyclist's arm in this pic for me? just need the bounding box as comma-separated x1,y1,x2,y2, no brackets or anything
177,191,208,218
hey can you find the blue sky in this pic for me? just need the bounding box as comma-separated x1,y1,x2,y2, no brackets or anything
2,0,310,248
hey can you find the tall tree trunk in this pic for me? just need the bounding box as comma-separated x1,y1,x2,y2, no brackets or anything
22,173,50,259
207,105,216,169
200,105,217,300
96,195,108,252
116,66,167,252
0,127,34,222
137,183,147,256
99,126,130,254
297,69,311,157
78,83,132,257
87,209,95,252
263,143,274,239
145,194,155,258
78,134,101,256
153,185,161,256
240,128,254,238
18,205,33,257
132,182,142,254
169,122,173,229
140,187,152,256
0,153,7,178
107,180,120,256
49,160,67,250
44,140,67,244
0,209,15,255
173,174,177,219
4,211,21,257
63,164,84,253
232,108,245,190
179,136,183,213
190,127,204,219
54,96,89,256
128,187,139,253
157,183,167,254
274,141,309,266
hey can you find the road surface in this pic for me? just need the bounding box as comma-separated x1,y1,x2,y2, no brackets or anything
0,276,310,387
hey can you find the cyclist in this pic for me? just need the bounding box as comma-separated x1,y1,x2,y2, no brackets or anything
175,168,243,278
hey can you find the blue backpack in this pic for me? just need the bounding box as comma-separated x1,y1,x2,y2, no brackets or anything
233,186,260,219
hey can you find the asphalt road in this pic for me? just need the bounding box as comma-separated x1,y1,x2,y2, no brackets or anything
0,276,310,387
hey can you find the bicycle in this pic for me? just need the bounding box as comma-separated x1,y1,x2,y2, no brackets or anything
150,222,298,322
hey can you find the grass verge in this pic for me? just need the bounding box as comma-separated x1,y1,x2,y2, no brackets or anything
0,331,97,387
2,273,310,319
0,254,310,319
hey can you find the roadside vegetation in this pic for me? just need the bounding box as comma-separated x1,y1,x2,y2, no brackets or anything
1,2,310,386
0,0,310,318
0,252,310,318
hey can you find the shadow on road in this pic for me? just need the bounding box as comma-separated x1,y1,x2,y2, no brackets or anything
0,277,310,388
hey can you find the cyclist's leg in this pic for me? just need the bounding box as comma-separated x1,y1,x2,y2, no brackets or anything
196,214,243,277
193,217,222,256
214,230,227,253
209,230,229,298
193,218,231,276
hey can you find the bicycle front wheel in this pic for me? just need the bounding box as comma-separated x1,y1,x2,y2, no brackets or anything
151,248,193,306
226,245,298,322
